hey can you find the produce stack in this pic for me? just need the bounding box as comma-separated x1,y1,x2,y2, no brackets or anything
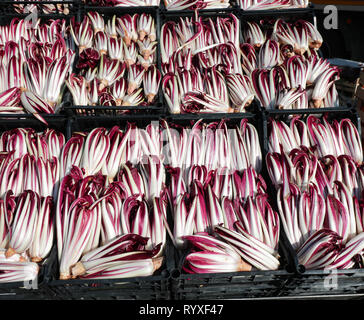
0,0,362,300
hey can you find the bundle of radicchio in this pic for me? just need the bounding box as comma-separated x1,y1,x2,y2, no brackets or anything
0,18,75,124
161,13,255,114
240,18,340,110
67,12,161,111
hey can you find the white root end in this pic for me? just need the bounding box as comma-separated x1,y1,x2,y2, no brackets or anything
5,247,17,259
147,93,155,104
139,31,146,41
127,83,137,95
123,36,131,47
126,59,135,68
60,272,72,280
31,257,43,263
99,80,108,91
71,262,87,277
143,51,151,60
152,257,164,271
238,259,252,272
313,98,322,108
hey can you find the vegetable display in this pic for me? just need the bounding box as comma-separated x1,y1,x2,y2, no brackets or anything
56,124,167,279
0,0,362,299
161,13,340,114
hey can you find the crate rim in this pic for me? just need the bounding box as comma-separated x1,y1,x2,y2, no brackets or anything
239,3,315,17
262,105,356,116
47,271,170,287
173,268,295,281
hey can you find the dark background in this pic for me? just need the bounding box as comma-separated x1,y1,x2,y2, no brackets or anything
313,3,364,62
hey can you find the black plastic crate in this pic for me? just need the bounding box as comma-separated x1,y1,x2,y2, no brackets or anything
169,230,296,300
0,102,72,128
0,10,78,123
46,115,175,300
0,116,70,300
171,270,295,300
0,114,71,138
239,5,316,44
0,114,71,139
261,107,364,286
64,5,165,117
45,239,173,300
159,114,300,300
167,198,302,300
67,113,163,133
0,0,79,18
82,0,160,8
251,81,352,119
159,7,241,28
